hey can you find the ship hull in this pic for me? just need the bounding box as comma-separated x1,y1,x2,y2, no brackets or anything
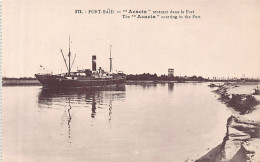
35,74,126,90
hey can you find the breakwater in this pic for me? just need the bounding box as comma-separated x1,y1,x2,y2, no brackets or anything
2,78,41,86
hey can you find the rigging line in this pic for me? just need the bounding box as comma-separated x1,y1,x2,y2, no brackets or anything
60,49,69,71
71,54,77,70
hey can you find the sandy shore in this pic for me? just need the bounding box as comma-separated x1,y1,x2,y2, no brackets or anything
192,82,260,162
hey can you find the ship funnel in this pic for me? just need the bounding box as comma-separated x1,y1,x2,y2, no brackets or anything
92,55,96,71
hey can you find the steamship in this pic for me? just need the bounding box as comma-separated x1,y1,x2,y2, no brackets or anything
35,37,126,89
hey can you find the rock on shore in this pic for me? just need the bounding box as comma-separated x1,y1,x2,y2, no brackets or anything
193,83,260,162
196,115,260,162
214,83,259,115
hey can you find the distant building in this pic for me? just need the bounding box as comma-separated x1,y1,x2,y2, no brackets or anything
168,68,174,77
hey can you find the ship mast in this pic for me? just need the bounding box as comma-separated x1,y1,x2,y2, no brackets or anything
68,36,71,75
109,45,113,72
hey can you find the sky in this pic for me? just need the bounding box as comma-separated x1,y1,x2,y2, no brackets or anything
2,0,260,78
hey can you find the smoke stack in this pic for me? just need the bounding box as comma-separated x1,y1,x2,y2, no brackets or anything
92,55,96,71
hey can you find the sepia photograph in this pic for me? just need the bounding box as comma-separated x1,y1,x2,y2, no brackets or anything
1,0,260,161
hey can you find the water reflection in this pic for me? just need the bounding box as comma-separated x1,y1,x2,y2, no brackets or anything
109,100,112,122
141,83,157,90
91,94,96,118
168,83,175,91
127,82,158,90
37,84,126,141
68,97,72,141
38,84,126,107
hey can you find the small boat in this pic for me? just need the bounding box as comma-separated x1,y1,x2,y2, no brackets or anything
35,37,126,89
254,86,260,95
209,83,216,87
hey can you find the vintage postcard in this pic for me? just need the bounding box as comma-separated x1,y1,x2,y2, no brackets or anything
1,0,260,161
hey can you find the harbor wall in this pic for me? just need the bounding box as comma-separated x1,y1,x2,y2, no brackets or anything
2,78,41,86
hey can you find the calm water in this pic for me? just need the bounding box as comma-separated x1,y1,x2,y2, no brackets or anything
3,83,231,162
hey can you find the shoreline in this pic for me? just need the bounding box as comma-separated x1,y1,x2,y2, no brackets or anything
3,78,257,86
1,79,205,86
192,82,260,162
